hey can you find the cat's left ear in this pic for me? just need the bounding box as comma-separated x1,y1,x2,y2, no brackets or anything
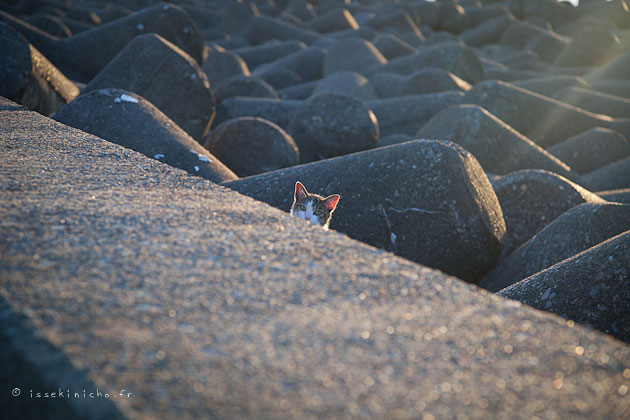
295,181,308,199
324,194,340,211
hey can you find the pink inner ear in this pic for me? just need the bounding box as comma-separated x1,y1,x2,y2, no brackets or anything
325,195,340,211
295,182,308,199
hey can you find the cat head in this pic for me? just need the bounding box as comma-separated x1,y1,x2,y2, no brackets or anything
290,181,340,229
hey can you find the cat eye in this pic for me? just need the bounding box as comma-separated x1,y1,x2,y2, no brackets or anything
298,205,306,211
314,210,323,216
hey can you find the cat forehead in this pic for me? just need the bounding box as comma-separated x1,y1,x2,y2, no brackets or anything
304,197,326,204
295,197,328,210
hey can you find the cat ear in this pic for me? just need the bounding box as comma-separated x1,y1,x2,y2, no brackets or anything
324,194,340,211
295,181,308,199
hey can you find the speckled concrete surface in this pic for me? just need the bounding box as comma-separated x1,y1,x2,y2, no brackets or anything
1,99,629,419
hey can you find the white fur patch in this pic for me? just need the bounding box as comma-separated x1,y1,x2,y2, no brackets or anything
292,199,322,226
305,200,318,225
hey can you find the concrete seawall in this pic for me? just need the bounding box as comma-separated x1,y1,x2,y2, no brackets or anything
1,98,628,419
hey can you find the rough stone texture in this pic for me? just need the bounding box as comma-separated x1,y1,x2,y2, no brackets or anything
367,92,464,137
490,169,605,259
225,140,506,283
500,51,546,71
306,8,358,33
464,80,630,148
323,37,387,76
480,202,630,292
576,0,630,29
372,33,417,60
377,133,413,148
586,51,630,83
253,46,325,84
25,13,72,37
590,79,630,99
478,45,545,71
416,105,577,180
212,35,248,50
548,128,630,175
584,156,630,191
213,97,301,130
213,75,278,104
366,7,423,38
53,89,236,183
0,22,78,116
56,16,95,35
221,0,258,34
367,71,406,98
0,3,205,83
242,14,321,45
554,13,611,37
327,26,379,42
553,86,630,119
522,28,570,63
3,100,629,420
400,67,471,95
484,68,546,82
511,75,588,97
368,41,485,84
232,40,306,70
287,93,379,163
285,0,316,21
499,230,630,342
84,34,214,140
259,68,303,90
202,46,250,88
507,0,580,27
424,30,462,45
1,21,34,99
500,20,553,50
554,26,622,68
202,117,298,177
455,3,512,33
460,13,515,47
597,188,630,204
479,56,507,73
277,80,318,99
181,4,220,31
432,2,465,32
311,71,377,101
500,19,570,62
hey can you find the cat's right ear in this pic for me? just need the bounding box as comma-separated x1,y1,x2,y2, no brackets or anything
295,181,308,199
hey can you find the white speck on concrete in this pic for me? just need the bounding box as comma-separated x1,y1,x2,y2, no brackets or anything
114,94,138,103
154,154,165,159
390,232,397,245
190,150,210,162
136,23,144,31
194,166,200,172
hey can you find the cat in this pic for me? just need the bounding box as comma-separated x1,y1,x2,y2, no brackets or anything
290,181,340,229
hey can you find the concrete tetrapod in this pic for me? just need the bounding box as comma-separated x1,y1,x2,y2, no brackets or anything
225,140,506,283
1,98,629,419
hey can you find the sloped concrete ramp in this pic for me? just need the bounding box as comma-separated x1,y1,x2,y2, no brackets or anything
1,98,629,419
